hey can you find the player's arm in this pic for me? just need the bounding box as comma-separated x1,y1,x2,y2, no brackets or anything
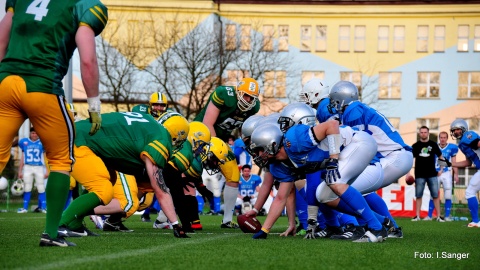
0,9,13,61
202,102,220,137
280,185,297,237
246,170,274,217
451,158,472,168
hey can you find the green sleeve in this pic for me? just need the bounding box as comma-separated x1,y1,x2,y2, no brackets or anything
75,0,108,36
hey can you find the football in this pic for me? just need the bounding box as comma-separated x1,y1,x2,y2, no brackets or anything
405,174,415,185
237,214,262,233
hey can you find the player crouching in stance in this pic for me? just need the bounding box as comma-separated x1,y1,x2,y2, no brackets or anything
58,112,190,239
249,120,387,242
449,119,480,228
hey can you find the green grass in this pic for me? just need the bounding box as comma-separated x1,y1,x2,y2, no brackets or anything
0,213,477,270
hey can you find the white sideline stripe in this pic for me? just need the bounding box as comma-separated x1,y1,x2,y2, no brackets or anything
25,234,237,270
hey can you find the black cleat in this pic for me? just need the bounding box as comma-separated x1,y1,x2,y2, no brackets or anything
220,221,239,229
387,227,404,238
330,224,365,240
315,226,343,238
103,220,134,232
40,233,76,247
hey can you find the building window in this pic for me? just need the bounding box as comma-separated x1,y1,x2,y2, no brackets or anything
340,72,362,93
241,24,251,51
387,117,400,130
434,25,445,52
339,25,350,52
416,118,439,141
458,72,480,99
264,71,286,98
315,25,327,52
378,26,389,53
474,25,480,52
354,26,366,52
301,71,325,85
263,25,274,51
226,70,249,86
458,25,469,52
417,25,429,52
393,26,405,52
106,19,118,47
458,167,476,187
467,118,480,132
301,25,311,52
226,24,237,51
417,72,440,98
128,20,140,48
278,25,289,52
379,72,401,99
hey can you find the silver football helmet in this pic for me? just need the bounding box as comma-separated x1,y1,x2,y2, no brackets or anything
241,115,265,139
278,102,316,133
328,81,359,113
249,124,284,167
450,119,469,139
299,78,330,107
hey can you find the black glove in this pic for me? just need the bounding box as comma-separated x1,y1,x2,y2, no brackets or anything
325,158,341,185
173,224,190,238
438,158,452,167
196,184,213,202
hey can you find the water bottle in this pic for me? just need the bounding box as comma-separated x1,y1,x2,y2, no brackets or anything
453,216,459,221
460,217,469,221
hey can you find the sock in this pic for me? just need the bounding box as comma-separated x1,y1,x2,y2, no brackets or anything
64,190,73,210
185,195,201,223
152,198,160,212
338,186,382,230
295,188,308,229
306,171,321,206
222,185,238,223
318,203,340,227
60,192,101,230
38,192,46,209
197,195,205,213
213,196,221,213
44,172,70,238
364,193,399,228
445,199,452,217
428,199,434,218
317,210,326,229
143,207,151,216
338,213,359,226
467,197,479,223
23,191,31,210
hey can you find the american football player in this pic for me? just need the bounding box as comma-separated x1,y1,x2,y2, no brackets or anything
450,119,480,228
194,78,260,228
132,92,168,120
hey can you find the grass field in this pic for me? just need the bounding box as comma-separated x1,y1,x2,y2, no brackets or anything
0,212,477,270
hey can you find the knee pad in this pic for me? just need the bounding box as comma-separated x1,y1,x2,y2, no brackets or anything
36,179,46,193
443,187,452,200
23,176,34,192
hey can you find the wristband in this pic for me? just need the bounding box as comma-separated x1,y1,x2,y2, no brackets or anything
87,96,101,112
327,134,342,155
252,208,259,214
170,220,179,226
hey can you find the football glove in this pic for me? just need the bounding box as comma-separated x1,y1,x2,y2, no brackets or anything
325,158,341,185
88,111,102,135
437,158,452,167
243,196,251,203
252,230,268,240
172,224,190,238
304,219,318,239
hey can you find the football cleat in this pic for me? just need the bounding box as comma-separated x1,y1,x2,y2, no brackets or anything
103,220,134,232
58,225,99,237
467,221,480,228
436,216,445,222
153,220,173,229
444,217,453,222
315,226,343,238
40,233,76,247
387,227,404,238
89,215,104,229
34,207,47,213
220,221,239,229
17,208,27,213
191,220,203,230
141,214,151,222
383,217,394,233
423,216,432,221
330,224,365,241
411,216,420,221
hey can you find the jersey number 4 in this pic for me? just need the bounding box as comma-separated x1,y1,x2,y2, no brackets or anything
26,0,51,21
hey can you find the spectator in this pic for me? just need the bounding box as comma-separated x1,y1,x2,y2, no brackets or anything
409,126,446,222
236,165,261,214
17,127,48,213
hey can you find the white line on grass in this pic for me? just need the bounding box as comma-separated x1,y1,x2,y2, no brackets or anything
24,234,238,270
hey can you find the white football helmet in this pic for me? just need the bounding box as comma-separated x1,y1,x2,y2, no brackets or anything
278,102,316,133
249,124,283,168
450,119,469,139
328,81,359,114
299,78,330,107
11,179,24,196
0,176,8,190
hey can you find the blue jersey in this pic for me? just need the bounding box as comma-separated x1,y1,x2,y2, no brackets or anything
318,100,411,156
436,143,458,173
238,174,262,197
233,138,252,166
269,125,359,182
458,131,480,169
18,138,45,166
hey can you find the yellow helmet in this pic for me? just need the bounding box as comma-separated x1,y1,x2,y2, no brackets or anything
203,137,229,175
66,103,77,115
157,111,189,147
188,121,211,159
236,78,260,112
149,92,168,118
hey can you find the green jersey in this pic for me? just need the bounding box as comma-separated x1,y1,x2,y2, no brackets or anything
75,112,172,175
194,85,260,141
0,0,108,96
132,104,150,115
168,140,193,173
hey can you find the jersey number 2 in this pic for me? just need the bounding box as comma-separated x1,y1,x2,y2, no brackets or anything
26,0,51,21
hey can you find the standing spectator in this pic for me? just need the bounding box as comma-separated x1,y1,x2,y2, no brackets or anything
236,165,261,214
449,119,480,228
425,131,459,221
17,127,48,213
409,126,446,222
0,0,107,247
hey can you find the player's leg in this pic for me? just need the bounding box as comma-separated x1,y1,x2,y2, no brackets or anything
34,166,46,211
441,172,453,220
220,159,240,227
466,171,480,227
21,165,35,212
